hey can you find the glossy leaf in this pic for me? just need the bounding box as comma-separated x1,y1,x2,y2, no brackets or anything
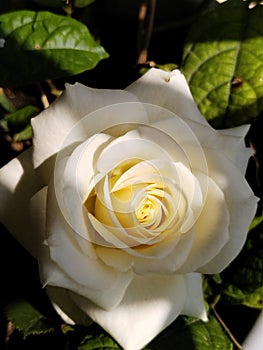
144,316,233,349
5,299,54,337
78,333,120,350
1,105,40,129
13,124,33,141
0,90,16,113
0,11,109,87
181,0,263,128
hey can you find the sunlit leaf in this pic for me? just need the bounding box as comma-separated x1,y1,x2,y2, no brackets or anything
0,10,109,87
1,105,40,130
182,0,263,128
144,316,233,349
13,124,33,141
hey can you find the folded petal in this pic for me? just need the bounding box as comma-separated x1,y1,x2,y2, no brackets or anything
46,178,133,298
45,285,92,326
39,246,133,310
198,149,258,273
31,84,142,182
69,274,186,350
181,273,207,321
0,149,43,257
178,172,230,273
126,68,209,125
218,125,252,174
185,119,251,174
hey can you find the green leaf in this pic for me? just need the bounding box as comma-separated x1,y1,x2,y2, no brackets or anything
223,284,263,309
1,105,40,130
221,216,263,308
13,124,33,141
181,0,263,128
78,333,120,350
0,10,109,87
144,316,233,350
5,299,55,337
0,90,16,113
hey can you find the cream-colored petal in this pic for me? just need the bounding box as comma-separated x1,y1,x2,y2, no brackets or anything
144,117,208,175
60,134,113,246
31,84,143,181
128,123,191,169
96,129,173,174
197,149,258,273
132,227,194,274
46,286,92,326
218,125,252,174
0,149,43,257
39,246,133,310
46,174,133,295
30,186,48,257
185,118,251,174
181,273,207,321
126,68,209,125
178,172,230,273
69,274,186,350
96,247,134,272
88,212,141,248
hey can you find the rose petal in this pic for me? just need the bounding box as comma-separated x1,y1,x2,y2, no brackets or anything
46,173,133,301
30,186,48,256
145,117,208,174
46,286,92,326
181,273,208,321
197,149,258,273
31,84,143,182
95,247,134,272
184,118,251,174
132,227,194,274
69,274,186,350
218,125,252,173
126,68,209,125
178,172,230,273
61,134,114,246
39,246,132,310
0,149,42,257
96,129,174,174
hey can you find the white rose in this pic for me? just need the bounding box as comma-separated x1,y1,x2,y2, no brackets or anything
0,68,258,350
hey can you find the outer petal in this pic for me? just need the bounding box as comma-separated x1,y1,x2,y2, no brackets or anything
198,149,258,273
218,125,252,174
69,274,186,350
31,186,132,310
0,149,43,257
45,178,133,308
177,173,230,273
45,286,92,326
242,310,263,350
39,246,132,310
181,273,207,321
31,84,142,182
126,68,209,125
185,118,252,174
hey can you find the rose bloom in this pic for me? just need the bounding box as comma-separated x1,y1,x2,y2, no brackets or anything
0,69,258,350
